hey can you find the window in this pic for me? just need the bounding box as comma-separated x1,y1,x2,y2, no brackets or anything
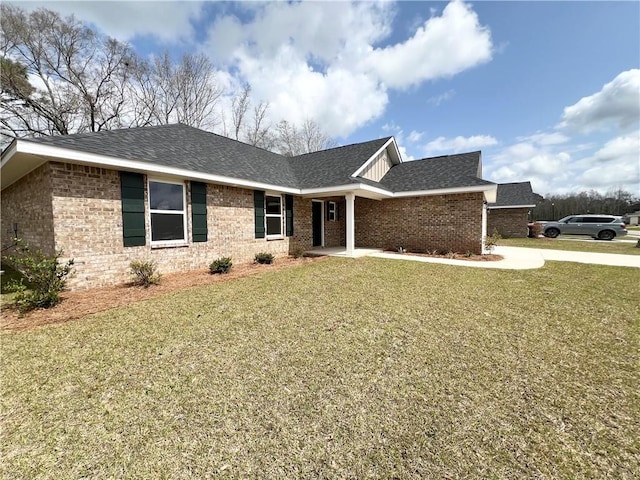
327,201,337,221
265,195,283,237
149,179,187,245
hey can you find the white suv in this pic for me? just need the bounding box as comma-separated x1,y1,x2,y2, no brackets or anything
543,215,628,240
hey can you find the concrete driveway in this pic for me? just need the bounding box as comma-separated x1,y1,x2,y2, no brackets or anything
370,245,640,270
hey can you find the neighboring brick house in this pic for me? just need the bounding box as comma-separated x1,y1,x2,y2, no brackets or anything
1,124,497,289
486,182,537,238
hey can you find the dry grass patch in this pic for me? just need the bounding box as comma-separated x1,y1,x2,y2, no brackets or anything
1,258,638,478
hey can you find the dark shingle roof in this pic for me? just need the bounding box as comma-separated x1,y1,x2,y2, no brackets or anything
28,124,300,188
19,124,494,194
490,182,536,207
379,151,494,192
288,138,391,188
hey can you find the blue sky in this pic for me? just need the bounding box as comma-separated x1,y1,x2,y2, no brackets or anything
14,0,640,196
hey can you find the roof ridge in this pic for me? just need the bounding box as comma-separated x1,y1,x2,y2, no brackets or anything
290,136,392,160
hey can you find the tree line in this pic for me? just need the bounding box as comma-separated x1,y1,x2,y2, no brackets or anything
0,4,335,155
531,189,640,221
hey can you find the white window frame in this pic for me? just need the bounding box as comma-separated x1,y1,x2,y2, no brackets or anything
148,178,188,247
327,201,337,221
265,193,284,239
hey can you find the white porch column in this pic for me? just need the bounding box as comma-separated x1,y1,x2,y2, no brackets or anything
481,202,488,254
345,192,355,257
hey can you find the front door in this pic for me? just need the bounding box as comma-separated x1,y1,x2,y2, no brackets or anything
312,201,323,247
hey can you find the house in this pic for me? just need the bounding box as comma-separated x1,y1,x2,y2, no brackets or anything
486,182,537,237
1,124,497,290
623,211,640,226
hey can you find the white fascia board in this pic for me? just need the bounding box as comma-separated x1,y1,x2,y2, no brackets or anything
350,137,399,178
14,141,299,194
487,204,536,209
300,183,392,198
393,184,497,200
0,141,18,169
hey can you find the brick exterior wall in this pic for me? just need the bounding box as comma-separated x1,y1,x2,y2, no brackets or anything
1,163,56,256
487,208,529,238
355,193,484,254
11,162,291,290
2,160,487,289
289,197,345,251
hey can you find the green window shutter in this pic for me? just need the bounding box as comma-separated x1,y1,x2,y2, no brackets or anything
254,190,265,239
120,171,146,247
336,202,340,221
191,181,208,242
285,194,294,237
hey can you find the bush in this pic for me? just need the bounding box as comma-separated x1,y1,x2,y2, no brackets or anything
484,230,502,253
4,238,74,313
209,257,232,274
130,260,161,287
290,246,305,259
254,252,274,264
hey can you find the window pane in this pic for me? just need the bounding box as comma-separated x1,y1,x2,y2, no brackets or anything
151,213,185,241
266,196,281,215
150,182,184,210
266,216,281,235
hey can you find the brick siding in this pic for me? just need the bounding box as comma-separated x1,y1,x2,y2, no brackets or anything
2,161,486,289
487,208,529,238
1,163,56,256
8,162,291,290
355,193,484,254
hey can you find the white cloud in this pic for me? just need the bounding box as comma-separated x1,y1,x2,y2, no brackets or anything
363,0,492,89
485,131,640,195
427,89,456,106
486,142,574,195
204,0,493,137
574,133,640,190
407,130,424,143
9,1,205,43
517,132,569,146
558,69,640,134
423,135,498,154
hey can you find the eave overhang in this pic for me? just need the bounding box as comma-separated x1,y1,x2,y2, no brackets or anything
1,139,497,203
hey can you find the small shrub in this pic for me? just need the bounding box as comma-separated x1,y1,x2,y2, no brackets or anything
130,260,161,287
210,257,232,274
464,251,473,258
4,238,74,313
290,246,306,259
484,230,502,253
254,252,274,264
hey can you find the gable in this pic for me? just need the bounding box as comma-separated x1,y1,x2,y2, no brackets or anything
359,149,393,182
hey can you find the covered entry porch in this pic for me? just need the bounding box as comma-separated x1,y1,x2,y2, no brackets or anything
298,186,490,257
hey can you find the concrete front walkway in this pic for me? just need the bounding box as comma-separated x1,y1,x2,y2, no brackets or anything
307,246,640,269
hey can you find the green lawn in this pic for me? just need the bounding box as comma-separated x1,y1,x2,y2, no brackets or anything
500,236,640,255
1,258,639,478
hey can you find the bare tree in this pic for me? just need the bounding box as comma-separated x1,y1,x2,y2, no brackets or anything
226,83,274,149
132,51,223,130
274,119,336,156
231,83,251,140
0,4,135,140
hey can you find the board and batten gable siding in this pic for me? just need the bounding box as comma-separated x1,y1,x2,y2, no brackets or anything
41,162,291,290
359,150,393,182
0,162,56,256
